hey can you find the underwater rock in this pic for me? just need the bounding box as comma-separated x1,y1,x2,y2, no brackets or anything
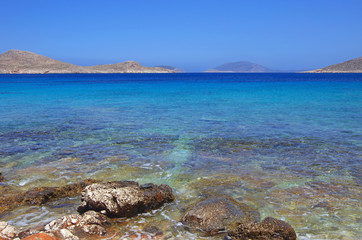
77,181,174,217
0,221,19,239
44,210,110,237
143,225,163,236
0,179,98,214
20,179,99,205
0,173,4,182
181,196,260,235
0,184,20,214
311,201,333,210
227,217,296,240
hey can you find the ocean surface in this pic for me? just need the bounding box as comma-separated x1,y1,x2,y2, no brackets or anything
0,73,361,239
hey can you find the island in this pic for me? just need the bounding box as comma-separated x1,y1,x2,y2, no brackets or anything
305,56,362,73
0,50,174,74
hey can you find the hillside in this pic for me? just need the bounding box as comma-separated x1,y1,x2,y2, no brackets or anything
0,50,90,74
86,61,174,73
306,57,362,73
205,61,274,72
0,50,174,74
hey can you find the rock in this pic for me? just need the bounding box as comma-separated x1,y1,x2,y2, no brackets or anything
0,186,19,214
21,179,98,205
143,225,163,236
0,221,19,239
181,196,260,235
0,173,4,182
44,211,110,237
0,179,98,214
77,181,175,217
311,201,333,210
227,217,297,240
59,229,79,240
21,232,57,240
17,227,44,239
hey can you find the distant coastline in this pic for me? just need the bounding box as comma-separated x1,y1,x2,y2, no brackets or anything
1,49,361,74
0,50,175,74
304,56,362,73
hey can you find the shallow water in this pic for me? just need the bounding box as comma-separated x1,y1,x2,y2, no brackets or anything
0,73,361,239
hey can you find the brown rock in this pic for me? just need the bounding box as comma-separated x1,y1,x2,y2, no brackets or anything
227,217,296,240
181,196,260,235
143,225,163,236
0,173,4,182
22,232,57,240
21,179,98,205
0,179,98,214
77,181,175,217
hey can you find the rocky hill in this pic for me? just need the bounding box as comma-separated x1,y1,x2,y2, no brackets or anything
0,50,174,74
0,50,90,74
86,61,174,73
306,56,362,73
205,61,274,73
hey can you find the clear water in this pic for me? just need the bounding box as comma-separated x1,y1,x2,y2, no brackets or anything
0,73,361,239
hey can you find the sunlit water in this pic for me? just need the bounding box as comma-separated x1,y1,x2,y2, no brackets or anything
0,73,361,239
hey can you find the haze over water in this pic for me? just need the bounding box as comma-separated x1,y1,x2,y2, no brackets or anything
0,73,361,239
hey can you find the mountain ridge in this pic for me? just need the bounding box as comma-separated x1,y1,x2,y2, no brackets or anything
205,61,275,73
0,50,174,74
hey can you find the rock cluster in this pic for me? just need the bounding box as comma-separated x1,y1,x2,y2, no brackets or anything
44,211,110,239
0,181,175,239
0,179,297,239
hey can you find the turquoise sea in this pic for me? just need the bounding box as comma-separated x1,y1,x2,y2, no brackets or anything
0,73,361,239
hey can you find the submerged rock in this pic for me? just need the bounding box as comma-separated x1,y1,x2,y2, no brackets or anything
227,217,296,240
77,181,174,217
0,179,98,214
20,179,98,205
0,173,4,182
181,196,260,235
143,225,163,236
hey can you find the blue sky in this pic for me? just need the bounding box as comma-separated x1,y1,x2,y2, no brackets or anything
1,0,361,71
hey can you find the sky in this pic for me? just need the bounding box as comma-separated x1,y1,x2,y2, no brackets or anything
1,0,362,72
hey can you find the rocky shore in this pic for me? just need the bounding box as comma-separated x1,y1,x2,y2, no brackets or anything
0,176,296,240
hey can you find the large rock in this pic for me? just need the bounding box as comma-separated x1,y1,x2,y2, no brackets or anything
45,211,110,238
77,181,175,217
227,217,297,240
181,196,260,235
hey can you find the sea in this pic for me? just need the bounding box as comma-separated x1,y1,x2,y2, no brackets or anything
0,73,361,239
